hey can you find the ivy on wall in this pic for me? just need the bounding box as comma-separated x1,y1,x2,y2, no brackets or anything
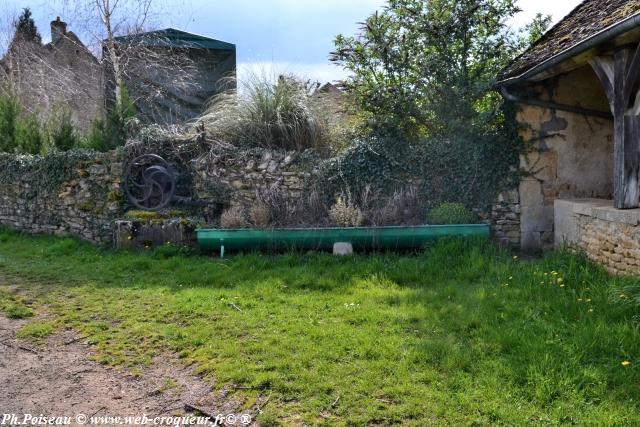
0,150,110,195
313,103,525,211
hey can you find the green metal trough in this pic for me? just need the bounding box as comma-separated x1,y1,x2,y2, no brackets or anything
197,224,489,256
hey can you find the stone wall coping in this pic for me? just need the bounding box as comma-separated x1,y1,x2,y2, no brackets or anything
558,198,640,225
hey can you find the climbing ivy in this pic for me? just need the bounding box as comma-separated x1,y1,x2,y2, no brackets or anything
0,150,105,195
313,102,526,211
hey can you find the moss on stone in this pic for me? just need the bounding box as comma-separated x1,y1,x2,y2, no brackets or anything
107,191,122,202
78,202,94,212
126,210,161,221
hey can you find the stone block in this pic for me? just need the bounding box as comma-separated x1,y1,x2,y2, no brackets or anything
333,242,353,256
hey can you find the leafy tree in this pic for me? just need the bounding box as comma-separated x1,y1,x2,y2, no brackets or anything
331,0,550,139
14,8,42,44
519,13,552,48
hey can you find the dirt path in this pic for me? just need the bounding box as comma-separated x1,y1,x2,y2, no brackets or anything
0,315,258,426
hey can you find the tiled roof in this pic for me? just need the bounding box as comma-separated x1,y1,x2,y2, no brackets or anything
499,0,640,82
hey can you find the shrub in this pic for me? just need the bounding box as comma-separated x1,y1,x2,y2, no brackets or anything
369,186,423,226
250,203,272,229
0,92,19,153
314,127,523,215
219,206,249,229
427,203,476,225
253,186,292,227
49,110,78,151
105,89,137,150
330,193,364,227
16,114,43,154
199,73,330,151
84,118,106,151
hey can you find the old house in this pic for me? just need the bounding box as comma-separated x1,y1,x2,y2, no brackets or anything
106,28,236,125
2,18,237,131
498,0,640,273
0,17,103,134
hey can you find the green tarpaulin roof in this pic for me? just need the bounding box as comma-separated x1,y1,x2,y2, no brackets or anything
112,28,235,51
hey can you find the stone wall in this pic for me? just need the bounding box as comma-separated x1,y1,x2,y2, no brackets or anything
0,152,124,244
192,150,318,213
555,199,640,275
0,145,520,247
490,189,521,247
516,65,614,251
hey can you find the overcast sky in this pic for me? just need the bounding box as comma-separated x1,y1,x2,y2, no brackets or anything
2,0,582,82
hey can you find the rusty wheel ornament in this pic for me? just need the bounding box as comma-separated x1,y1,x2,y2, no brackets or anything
124,154,176,211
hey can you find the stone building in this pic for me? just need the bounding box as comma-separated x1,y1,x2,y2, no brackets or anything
498,0,640,273
1,19,237,131
0,17,103,134
105,28,236,125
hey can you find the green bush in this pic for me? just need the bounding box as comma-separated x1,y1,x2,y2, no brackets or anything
427,202,476,225
314,115,523,214
84,118,106,151
0,93,19,153
16,114,43,154
49,110,78,151
85,89,136,152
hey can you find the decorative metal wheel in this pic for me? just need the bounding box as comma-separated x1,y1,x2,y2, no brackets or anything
124,154,176,211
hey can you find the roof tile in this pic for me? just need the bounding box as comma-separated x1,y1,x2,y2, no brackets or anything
500,0,640,81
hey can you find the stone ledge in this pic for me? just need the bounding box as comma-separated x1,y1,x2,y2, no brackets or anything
555,198,640,275
557,198,640,225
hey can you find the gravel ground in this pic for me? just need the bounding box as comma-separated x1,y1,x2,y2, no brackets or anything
0,315,258,426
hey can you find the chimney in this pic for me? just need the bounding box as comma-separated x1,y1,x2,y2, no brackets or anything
50,17,67,44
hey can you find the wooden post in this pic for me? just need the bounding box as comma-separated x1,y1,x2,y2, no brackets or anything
591,45,640,209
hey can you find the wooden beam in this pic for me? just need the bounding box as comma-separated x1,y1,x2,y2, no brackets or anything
591,46,640,209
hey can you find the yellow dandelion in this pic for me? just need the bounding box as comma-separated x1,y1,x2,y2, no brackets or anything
622,360,631,367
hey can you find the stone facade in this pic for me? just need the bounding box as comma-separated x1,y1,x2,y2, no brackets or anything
0,18,104,134
0,152,123,244
516,65,614,251
555,199,640,275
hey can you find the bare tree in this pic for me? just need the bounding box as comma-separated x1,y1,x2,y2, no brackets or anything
60,0,231,125
92,0,153,106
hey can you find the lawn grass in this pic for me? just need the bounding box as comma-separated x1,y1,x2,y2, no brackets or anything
0,228,639,425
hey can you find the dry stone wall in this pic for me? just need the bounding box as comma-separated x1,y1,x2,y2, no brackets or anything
490,189,521,247
555,199,640,275
0,151,124,244
192,149,318,212
1,146,518,247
